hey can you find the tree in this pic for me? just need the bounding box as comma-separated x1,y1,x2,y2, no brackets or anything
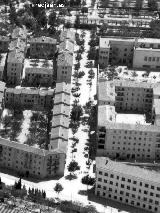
14,178,22,190
68,161,80,176
70,105,83,122
83,205,98,213
48,11,56,27
74,15,80,29
54,183,63,197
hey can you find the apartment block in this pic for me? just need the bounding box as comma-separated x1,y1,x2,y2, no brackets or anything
0,53,7,81
7,38,26,85
99,37,160,69
0,138,65,179
57,52,73,83
95,157,160,213
133,48,160,69
30,36,57,59
99,37,135,67
97,79,160,160
0,36,9,53
23,59,54,87
49,82,71,153
5,88,54,110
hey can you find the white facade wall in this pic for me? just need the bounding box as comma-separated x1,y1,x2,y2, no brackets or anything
95,166,160,213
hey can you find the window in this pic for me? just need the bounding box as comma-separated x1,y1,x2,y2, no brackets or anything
148,57,151,61
99,171,102,175
145,184,149,188
98,178,102,182
122,177,125,181
121,184,124,188
144,56,147,61
152,57,155,61
97,184,101,188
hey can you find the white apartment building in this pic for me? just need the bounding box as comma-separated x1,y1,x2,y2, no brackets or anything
99,37,160,69
95,157,160,213
133,48,160,69
0,137,65,179
97,79,160,161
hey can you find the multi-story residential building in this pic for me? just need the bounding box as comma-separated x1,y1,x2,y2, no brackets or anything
99,37,160,69
49,82,71,153
57,52,73,83
23,59,54,86
97,79,160,160
99,37,135,68
0,53,7,81
0,36,9,53
59,30,75,43
7,38,26,85
30,36,57,59
7,50,24,85
0,137,65,179
95,157,160,213
133,48,160,69
5,88,54,110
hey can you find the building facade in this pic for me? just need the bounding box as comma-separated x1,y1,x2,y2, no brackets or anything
30,36,57,59
7,38,26,85
57,52,73,83
97,79,160,161
5,88,54,110
95,157,160,213
49,82,71,152
99,37,160,69
0,138,65,179
23,59,54,87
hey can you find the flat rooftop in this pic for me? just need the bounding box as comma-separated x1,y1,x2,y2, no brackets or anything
116,114,150,125
96,157,160,185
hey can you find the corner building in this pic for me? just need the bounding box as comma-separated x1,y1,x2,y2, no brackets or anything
95,157,160,213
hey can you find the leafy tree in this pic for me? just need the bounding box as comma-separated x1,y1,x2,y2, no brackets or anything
68,161,80,175
83,205,98,213
70,105,83,122
81,175,95,185
48,11,57,27
9,5,17,25
150,20,160,38
81,7,88,14
14,178,22,190
54,183,63,197
74,15,80,28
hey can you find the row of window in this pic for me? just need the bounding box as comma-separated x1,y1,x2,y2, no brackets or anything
97,184,160,202
98,172,160,191
96,191,159,212
144,56,160,62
